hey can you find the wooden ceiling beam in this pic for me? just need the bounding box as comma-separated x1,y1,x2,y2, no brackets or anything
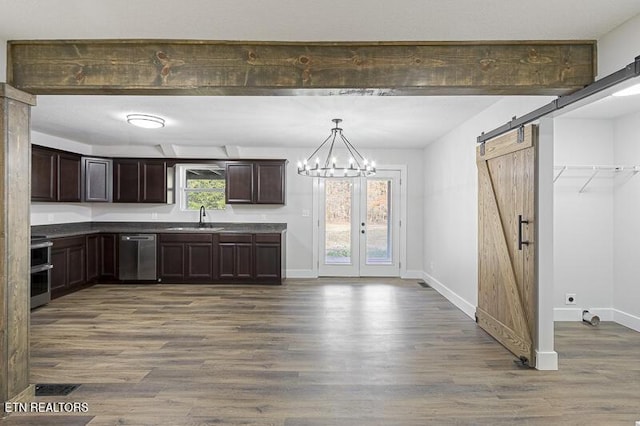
7,40,596,96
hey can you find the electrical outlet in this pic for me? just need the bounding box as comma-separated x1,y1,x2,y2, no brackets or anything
565,293,576,305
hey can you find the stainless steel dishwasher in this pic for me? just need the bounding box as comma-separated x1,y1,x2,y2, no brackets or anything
119,234,157,280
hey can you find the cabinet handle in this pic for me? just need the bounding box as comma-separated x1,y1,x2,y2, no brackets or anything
518,215,529,250
361,230,365,234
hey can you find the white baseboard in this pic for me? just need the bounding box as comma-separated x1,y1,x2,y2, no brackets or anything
535,350,558,371
401,270,423,279
422,272,476,320
286,269,318,279
613,309,640,332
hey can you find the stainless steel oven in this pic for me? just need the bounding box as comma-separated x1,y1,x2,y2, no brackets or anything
31,238,53,309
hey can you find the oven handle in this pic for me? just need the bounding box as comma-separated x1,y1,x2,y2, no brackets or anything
31,241,53,250
30,264,53,274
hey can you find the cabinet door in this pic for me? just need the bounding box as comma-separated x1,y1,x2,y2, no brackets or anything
58,152,82,202
255,162,285,204
141,160,167,203
186,243,213,280
83,157,112,202
236,243,254,279
255,243,281,280
50,248,68,293
31,147,57,201
225,162,254,204
67,244,86,288
86,234,100,283
100,234,118,279
113,160,141,202
159,243,185,280
218,243,236,279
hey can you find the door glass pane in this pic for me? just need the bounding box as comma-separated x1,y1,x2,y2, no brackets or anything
366,179,392,264
325,180,352,264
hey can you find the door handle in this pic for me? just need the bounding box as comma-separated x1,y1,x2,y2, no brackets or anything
518,215,529,250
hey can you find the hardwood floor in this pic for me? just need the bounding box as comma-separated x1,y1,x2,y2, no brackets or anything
3,279,640,425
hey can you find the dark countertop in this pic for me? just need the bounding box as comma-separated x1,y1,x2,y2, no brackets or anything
31,221,287,239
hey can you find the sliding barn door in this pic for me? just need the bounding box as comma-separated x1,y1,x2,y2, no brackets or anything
476,125,537,366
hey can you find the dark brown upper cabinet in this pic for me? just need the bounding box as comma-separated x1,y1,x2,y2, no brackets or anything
31,146,57,201
225,160,286,205
225,161,254,204
31,145,81,202
113,159,174,203
82,157,112,202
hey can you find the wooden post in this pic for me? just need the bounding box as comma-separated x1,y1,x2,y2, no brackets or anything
0,84,36,411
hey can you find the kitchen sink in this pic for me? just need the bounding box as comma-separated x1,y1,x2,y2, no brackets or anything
165,227,225,231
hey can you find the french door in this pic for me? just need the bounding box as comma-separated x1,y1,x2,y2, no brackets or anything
319,170,400,277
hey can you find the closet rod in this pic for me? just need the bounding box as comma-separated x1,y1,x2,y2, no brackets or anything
553,165,640,192
554,165,640,171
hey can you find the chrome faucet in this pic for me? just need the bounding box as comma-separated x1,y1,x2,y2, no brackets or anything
198,205,206,227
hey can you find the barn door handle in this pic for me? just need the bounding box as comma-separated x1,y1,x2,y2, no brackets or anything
518,215,529,250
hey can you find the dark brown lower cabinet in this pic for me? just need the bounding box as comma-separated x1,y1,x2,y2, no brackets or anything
219,233,254,280
51,235,86,298
87,233,119,283
158,233,216,283
255,233,283,281
100,234,118,280
86,234,100,283
50,230,283,292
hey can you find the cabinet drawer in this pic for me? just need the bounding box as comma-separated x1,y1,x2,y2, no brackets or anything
218,233,253,243
52,235,87,249
160,233,213,243
255,233,281,243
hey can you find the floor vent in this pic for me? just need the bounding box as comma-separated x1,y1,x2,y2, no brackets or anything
35,384,80,396
417,279,431,288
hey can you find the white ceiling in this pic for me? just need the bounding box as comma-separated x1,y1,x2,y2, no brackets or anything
2,0,640,41
31,96,504,148
3,0,640,149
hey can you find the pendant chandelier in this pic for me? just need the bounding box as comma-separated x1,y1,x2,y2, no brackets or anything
297,118,376,178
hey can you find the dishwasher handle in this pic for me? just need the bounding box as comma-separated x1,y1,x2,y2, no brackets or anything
121,235,156,241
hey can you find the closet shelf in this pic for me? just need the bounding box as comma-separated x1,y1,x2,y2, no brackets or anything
553,165,640,193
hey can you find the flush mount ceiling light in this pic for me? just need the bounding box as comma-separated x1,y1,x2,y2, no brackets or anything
126,114,165,129
612,82,640,97
297,118,376,178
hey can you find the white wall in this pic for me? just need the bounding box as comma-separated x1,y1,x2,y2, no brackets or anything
597,13,640,78
553,119,614,320
30,139,424,276
613,111,640,331
422,96,553,318
31,131,93,155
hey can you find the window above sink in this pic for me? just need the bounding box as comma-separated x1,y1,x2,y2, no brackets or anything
176,164,226,211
